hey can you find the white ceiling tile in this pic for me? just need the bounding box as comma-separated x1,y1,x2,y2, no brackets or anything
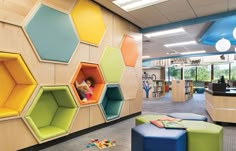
190,1,227,17
129,6,169,27
154,0,193,14
164,10,196,23
188,0,227,8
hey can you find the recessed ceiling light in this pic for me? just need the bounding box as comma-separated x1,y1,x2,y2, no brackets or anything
142,55,150,59
166,52,177,55
145,28,185,38
113,0,168,12
164,41,197,47
180,50,206,55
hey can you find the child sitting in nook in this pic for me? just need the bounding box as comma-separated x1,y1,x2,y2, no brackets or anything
75,77,95,102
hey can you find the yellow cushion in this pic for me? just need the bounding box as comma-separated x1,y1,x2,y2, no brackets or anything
0,63,16,106
0,107,19,118
4,57,36,84
4,85,37,112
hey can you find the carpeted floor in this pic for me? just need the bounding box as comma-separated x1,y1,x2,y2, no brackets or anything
40,92,236,151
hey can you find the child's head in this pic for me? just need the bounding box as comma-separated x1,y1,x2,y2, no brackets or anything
85,77,95,87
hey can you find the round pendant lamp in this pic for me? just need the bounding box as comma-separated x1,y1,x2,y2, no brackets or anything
215,38,231,52
233,27,236,39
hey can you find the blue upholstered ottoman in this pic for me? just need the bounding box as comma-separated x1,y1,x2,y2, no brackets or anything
168,113,207,122
132,123,186,151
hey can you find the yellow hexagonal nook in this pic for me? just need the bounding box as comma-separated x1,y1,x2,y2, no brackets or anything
71,0,106,46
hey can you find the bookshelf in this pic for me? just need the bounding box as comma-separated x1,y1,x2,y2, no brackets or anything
152,80,166,98
171,80,193,102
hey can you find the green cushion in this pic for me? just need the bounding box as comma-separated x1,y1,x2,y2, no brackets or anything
106,87,123,100
100,47,124,83
51,107,77,131
135,114,168,125
181,120,223,151
25,86,78,141
29,91,58,128
25,4,79,63
106,114,119,120
39,126,66,141
100,84,124,121
105,100,122,115
52,89,77,108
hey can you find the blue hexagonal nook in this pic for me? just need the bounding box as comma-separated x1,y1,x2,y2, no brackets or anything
24,4,79,63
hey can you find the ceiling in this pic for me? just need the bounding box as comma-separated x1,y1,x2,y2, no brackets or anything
93,0,236,60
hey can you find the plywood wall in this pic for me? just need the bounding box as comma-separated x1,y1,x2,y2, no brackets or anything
0,0,142,150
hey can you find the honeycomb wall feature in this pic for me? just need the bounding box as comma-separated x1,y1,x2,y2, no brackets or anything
121,35,139,67
71,63,105,106
0,52,37,119
120,67,139,100
100,46,125,83
100,84,124,121
24,86,77,142
71,0,106,46
24,4,79,63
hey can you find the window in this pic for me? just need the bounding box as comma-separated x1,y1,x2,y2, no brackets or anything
197,65,211,81
184,66,196,80
231,63,236,81
213,64,229,81
168,66,181,80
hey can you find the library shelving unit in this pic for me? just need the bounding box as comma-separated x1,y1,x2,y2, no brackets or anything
152,80,166,98
171,80,193,102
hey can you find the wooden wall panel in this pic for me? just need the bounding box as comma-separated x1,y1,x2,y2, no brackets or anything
90,105,105,127
0,22,55,84
70,106,90,133
120,67,139,100
42,0,77,13
89,8,113,64
112,15,130,48
0,119,37,151
0,0,38,26
129,86,143,114
120,100,130,117
55,43,89,84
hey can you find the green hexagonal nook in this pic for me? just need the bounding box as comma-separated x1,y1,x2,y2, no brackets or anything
100,46,125,83
71,0,106,46
100,84,124,121
24,4,79,63
24,86,77,142
0,52,37,119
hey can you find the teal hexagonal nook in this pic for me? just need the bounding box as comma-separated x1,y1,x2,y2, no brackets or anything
100,84,124,121
24,4,79,63
100,46,125,83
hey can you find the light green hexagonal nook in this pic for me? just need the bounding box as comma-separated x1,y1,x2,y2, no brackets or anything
100,46,125,83
24,86,78,142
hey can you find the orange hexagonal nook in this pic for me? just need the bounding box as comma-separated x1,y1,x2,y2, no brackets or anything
121,35,139,67
71,62,105,106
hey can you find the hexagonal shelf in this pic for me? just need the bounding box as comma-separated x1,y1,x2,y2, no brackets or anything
120,67,139,100
100,46,125,83
100,84,124,121
71,63,105,106
24,86,77,142
71,0,106,46
121,35,139,67
24,4,79,63
0,52,37,119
